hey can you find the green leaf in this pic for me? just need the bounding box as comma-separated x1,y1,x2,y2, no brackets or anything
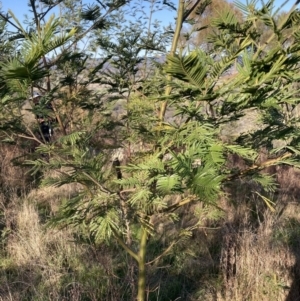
156,174,181,194
129,189,152,208
91,209,120,242
165,50,209,88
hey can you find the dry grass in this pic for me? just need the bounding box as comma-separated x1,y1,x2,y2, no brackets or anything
0,198,80,300
216,212,295,301
0,143,33,193
188,163,300,301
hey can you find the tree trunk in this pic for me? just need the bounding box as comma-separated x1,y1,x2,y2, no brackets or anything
159,0,185,122
136,227,148,301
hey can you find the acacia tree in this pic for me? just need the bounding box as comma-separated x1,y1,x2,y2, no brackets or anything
29,1,300,301
2,0,300,300
0,0,132,140
164,0,300,189
0,1,186,300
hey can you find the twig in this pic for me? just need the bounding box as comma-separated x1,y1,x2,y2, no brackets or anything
0,12,22,32
81,170,112,194
159,196,196,213
17,134,41,143
226,152,292,181
146,240,176,265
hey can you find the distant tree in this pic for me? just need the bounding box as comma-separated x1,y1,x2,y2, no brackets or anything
0,0,130,138
183,0,244,49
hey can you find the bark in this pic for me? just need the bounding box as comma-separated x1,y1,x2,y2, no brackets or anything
137,227,148,301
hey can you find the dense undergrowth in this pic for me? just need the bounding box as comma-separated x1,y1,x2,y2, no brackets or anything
1,145,300,301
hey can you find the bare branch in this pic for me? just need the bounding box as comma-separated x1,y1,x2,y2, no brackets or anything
0,13,22,32
146,240,176,265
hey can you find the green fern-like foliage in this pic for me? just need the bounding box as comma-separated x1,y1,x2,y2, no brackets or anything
0,14,76,94
165,1,300,152
160,1,300,223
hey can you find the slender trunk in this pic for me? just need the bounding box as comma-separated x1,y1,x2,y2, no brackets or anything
31,0,66,135
159,0,185,122
120,197,136,299
143,0,155,77
159,0,203,122
137,227,148,301
42,56,66,135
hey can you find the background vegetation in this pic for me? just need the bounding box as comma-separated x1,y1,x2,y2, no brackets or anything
1,0,300,300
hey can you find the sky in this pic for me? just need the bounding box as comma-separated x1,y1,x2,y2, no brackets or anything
0,0,296,35
0,0,298,32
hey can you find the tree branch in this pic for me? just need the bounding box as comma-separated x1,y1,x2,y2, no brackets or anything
0,13,23,32
146,240,176,265
30,0,40,31
112,228,139,262
159,196,197,213
183,0,203,21
226,152,292,181
81,170,113,194
40,1,64,21
17,134,41,143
